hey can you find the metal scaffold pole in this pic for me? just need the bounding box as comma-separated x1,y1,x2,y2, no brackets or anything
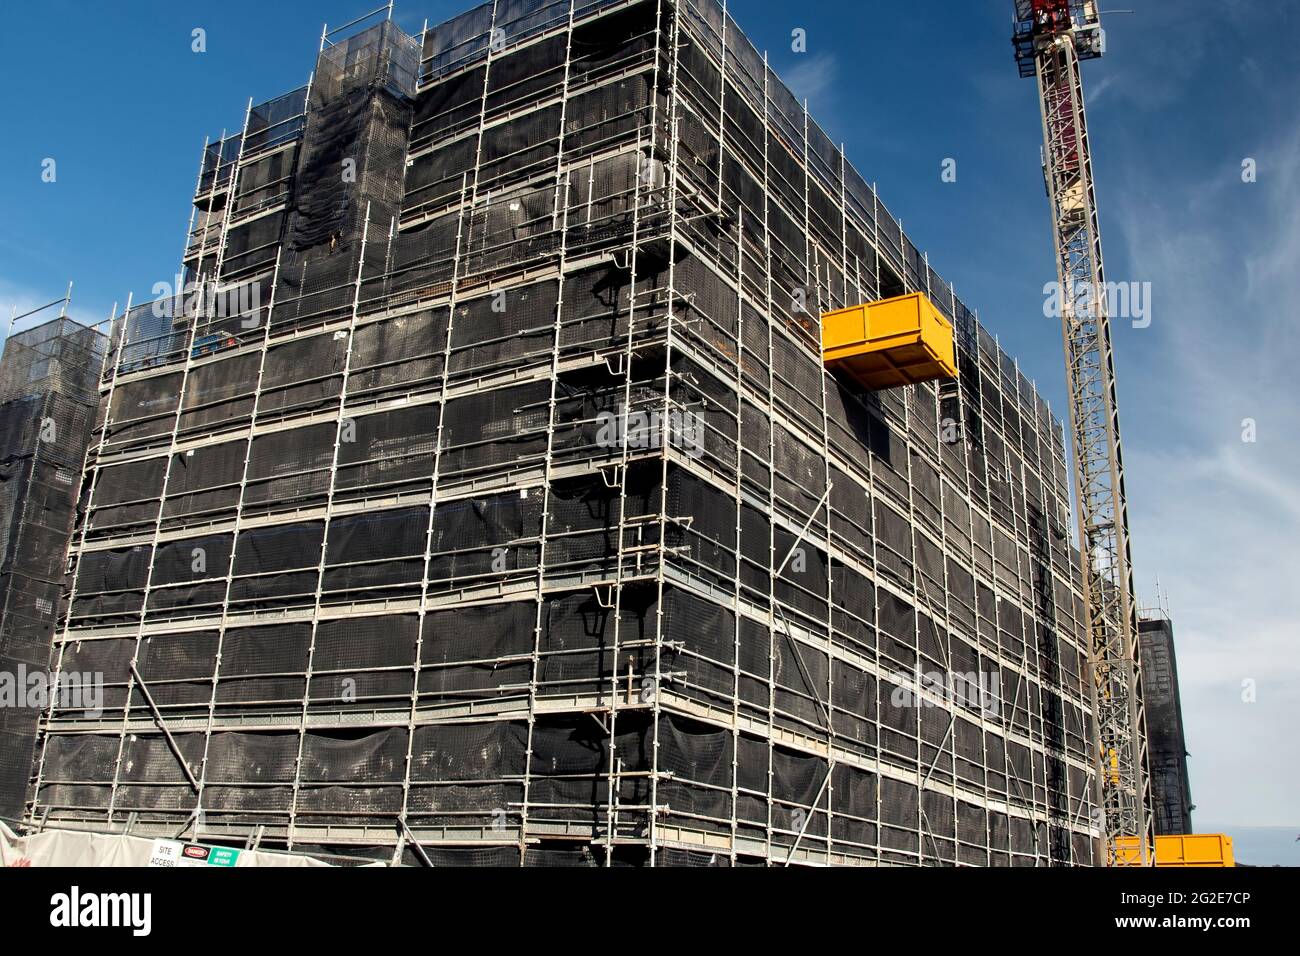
519,0,577,865
287,205,373,849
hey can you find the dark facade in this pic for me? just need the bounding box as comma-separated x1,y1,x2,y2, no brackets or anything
1137,617,1193,835
0,314,104,822
27,0,1097,865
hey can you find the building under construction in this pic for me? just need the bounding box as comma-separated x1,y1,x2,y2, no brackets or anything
0,307,105,823
1137,616,1192,836
26,0,1101,865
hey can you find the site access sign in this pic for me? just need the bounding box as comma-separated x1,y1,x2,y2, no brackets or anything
148,840,240,868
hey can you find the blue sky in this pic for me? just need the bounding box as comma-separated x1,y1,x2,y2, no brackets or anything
2,1,1296,856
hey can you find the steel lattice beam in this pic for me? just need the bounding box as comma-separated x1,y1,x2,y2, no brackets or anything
1026,21,1153,864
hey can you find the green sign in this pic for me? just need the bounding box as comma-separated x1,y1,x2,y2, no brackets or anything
207,847,240,867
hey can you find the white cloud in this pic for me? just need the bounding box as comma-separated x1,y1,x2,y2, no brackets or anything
1116,119,1300,828
781,52,838,109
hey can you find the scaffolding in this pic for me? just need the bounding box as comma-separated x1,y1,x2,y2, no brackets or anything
28,0,1097,865
0,300,107,822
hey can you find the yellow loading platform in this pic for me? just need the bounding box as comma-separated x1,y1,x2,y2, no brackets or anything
821,292,958,391
1115,834,1235,867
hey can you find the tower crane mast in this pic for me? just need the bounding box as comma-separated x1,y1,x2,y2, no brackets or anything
1011,0,1153,865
